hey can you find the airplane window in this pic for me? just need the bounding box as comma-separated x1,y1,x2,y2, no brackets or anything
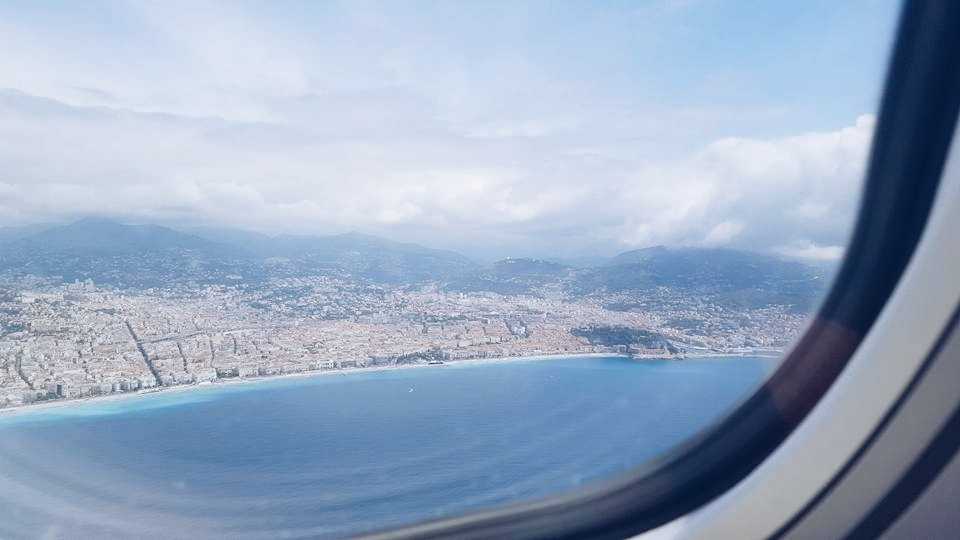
0,1,902,538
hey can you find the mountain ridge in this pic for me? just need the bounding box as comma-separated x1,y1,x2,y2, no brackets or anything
0,218,828,310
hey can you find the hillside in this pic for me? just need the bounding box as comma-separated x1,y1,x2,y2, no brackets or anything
570,246,825,311
0,219,251,288
0,220,828,309
0,219,479,288
187,228,479,284
445,258,572,295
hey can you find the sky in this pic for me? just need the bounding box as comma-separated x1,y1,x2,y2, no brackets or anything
0,0,901,261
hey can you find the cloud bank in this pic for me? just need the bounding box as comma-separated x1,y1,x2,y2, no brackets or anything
0,1,895,261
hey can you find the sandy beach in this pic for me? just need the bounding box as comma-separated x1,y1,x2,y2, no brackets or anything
0,352,616,419
0,350,782,420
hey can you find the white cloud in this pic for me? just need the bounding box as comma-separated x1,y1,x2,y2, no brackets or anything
0,88,874,259
0,2,885,260
702,221,745,246
776,242,846,262
595,115,872,258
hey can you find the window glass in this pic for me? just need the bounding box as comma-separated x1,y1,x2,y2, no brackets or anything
0,1,900,538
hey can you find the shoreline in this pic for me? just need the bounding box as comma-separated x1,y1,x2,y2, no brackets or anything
0,350,780,419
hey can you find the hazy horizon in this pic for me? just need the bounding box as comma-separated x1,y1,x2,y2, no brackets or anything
0,215,847,267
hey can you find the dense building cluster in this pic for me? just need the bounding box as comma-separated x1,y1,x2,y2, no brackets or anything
0,276,806,409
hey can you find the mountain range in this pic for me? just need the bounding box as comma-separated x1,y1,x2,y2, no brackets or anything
0,218,829,309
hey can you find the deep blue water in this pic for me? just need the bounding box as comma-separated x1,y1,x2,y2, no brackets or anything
0,355,774,539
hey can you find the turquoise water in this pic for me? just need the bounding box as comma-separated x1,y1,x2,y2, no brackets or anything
0,355,775,539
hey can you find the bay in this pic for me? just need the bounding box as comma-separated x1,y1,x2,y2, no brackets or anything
0,355,775,539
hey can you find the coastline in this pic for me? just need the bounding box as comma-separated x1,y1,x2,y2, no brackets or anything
0,352,608,419
0,350,779,420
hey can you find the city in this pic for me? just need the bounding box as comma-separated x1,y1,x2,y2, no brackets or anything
0,266,808,409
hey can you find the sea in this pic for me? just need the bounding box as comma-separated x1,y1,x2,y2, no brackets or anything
0,354,775,539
